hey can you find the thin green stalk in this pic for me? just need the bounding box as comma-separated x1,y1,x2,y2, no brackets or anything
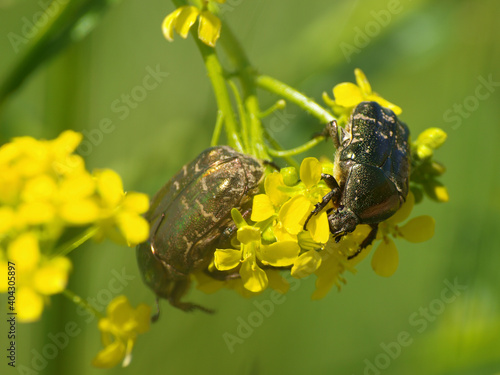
52,226,99,258
210,109,224,146
255,75,334,124
267,136,326,158
63,289,103,319
228,80,250,152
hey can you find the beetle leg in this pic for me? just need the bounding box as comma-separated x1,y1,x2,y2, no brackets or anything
347,224,379,260
168,279,215,314
327,120,342,149
303,174,341,230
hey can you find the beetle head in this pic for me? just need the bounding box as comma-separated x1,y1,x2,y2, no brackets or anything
328,206,360,239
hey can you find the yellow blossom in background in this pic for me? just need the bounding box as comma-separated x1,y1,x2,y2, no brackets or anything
0,232,72,322
0,130,150,321
92,296,151,368
162,5,222,47
323,68,402,124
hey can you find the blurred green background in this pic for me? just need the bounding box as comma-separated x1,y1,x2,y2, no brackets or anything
1,0,500,374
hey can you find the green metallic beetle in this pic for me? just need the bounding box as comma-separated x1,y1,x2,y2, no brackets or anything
137,146,264,315
305,101,410,258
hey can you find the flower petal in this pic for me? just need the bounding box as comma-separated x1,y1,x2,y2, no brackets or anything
399,215,435,243
7,232,40,271
300,157,322,188
198,10,221,47
354,68,372,95
251,194,275,222
371,238,399,277
259,241,300,267
162,8,183,41
308,210,330,243
279,195,312,235
33,257,72,295
174,6,200,39
214,248,241,270
95,169,124,208
291,250,322,279
333,82,364,107
116,212,150,246
264,172,289,206
240,259,267,292
236,226,260,244
17,287,44,322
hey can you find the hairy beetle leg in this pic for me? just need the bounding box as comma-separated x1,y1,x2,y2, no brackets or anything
347,224,379,260
304,173,341,230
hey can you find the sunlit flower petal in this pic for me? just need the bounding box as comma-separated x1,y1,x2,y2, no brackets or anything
214,249,241,270
300,157,322,188
259,241,300,267
264,172,289,206
279,195,312,235
240,259,267,293
333,83,364,107
116,212,150,246
251,194,275,222
307,210,329,243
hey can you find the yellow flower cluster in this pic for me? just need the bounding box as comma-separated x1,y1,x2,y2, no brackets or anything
0,131,149,321
201,69,447,299
162,1,226,47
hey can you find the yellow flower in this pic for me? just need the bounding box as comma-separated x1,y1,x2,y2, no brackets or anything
214,210,299,293
371,192,435,277
162,5,222,47
92,296,151,368
251,158,331,245
93,169,150,247
1,232,72,322
323,68,402,123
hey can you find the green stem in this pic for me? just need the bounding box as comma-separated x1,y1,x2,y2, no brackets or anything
63,289,103,319
267,136,326,158
210,109,224,147
262,129,299,169
172,0,244,152
255,75,334,123
52,226,99,258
